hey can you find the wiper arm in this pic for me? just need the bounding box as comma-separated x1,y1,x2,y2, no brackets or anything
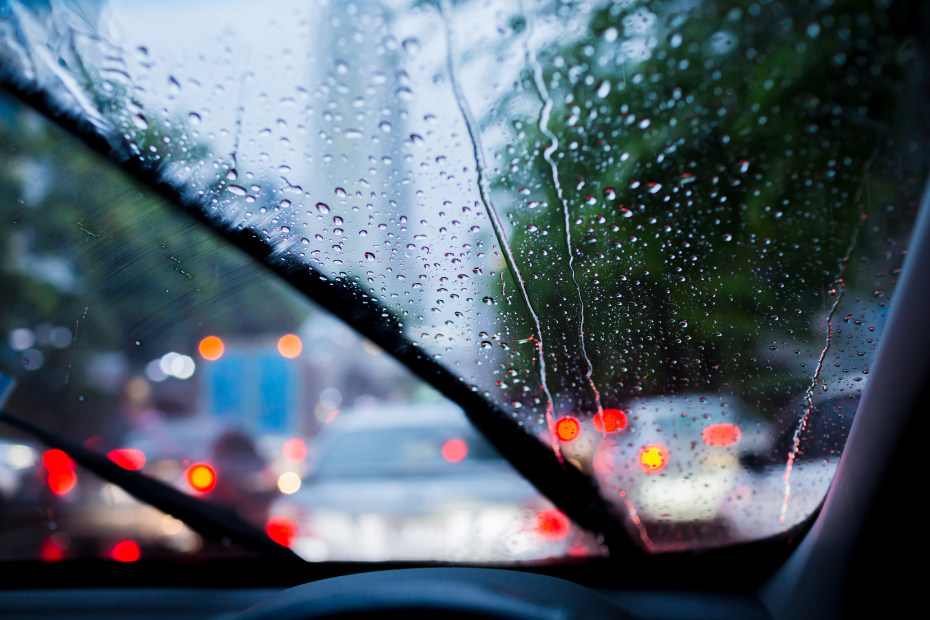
0,410,302,562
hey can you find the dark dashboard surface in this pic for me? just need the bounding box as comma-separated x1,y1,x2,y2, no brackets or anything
0,582,770,620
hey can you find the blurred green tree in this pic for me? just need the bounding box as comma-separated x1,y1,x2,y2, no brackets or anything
0,94,305,434
492,0,928,417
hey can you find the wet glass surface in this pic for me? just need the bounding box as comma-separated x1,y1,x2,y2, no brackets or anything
1,0,928,555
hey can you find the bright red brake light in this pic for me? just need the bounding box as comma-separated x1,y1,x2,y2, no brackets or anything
441,438,468,463
702,423,742,447
42,448,72,471
108,448,146,470
185,463,216,493
47,469,77,495
532,509,570,542
108,540,140,562
266,516,297,547
43,449,77,495
593,408,628,433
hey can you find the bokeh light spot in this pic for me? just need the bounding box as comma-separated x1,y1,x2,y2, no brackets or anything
198,336,225,361
702,423,742,447
282,437,308,463
277,471,302,494
639,444,669,472
108,449,146,471
186,463,216,493
109,540,140,562
555,417,580,442
533,509,570,541
266,516,297,547
441,438,468,463
277,334,303,358
593,408,628,433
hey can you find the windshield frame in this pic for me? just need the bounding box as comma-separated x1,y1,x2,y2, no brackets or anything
0,8,927,613
7,13,930,587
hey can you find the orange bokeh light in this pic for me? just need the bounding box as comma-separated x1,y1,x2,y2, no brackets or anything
555,416,580,442
702,423,742,447
593,408,628,433
198,336,225,361
277,334,303,358
186,463,217,493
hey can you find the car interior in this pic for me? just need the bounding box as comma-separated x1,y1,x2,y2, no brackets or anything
1,0,928,618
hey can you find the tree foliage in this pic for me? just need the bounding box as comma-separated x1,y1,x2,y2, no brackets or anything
492,0,928,416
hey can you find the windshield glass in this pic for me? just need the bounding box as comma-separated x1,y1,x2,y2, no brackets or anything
0,0,927,558
0,89,599,562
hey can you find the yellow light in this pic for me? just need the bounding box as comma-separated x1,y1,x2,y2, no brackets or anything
277,334,303,358
277,471,302,495
186,463,216,492
639,444,669,472
198,336,224,361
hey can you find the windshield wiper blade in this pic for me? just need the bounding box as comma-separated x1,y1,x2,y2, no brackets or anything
0,76,637,558
0,410,302,562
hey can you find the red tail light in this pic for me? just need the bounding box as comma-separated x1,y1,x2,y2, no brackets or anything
42,449,72,471
185,463,216,493
39,536,67,562
702,423,741,447
108,540,140,562
532,509,571,542
266,516,298,547
43,449,77,495
441,438,468,463
108,448,146,470
47,469,77,495
593,408,628,433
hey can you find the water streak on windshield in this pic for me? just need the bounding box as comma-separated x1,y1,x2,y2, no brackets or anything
779,148,875,523
437,0,560,457
523,0,606,431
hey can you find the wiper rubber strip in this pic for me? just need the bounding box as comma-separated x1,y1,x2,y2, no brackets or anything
0,410,302,562
0,74,637,558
